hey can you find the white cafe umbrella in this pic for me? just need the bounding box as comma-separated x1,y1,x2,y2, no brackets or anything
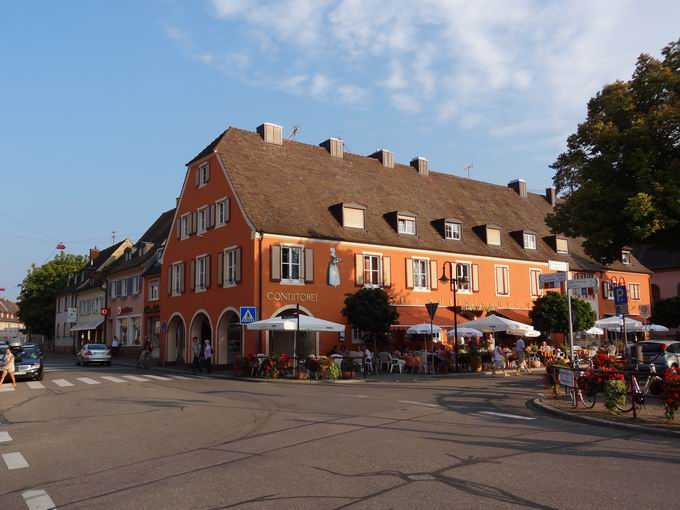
584,326,604,335
645,324,669,333
594,316,642,331
507,327,540,337
447,326,483,338
246,315,345,332
456,314,532,333
407,323,443,335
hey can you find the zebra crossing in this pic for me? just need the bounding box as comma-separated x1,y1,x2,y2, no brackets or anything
5,373,198,391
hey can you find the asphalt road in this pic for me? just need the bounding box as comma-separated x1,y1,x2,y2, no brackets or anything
0,355,678,509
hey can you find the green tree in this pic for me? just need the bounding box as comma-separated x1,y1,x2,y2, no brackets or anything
546,39,680,263
17,253,87,338
341,288,399,351
651,296,680,328
529,292,595,335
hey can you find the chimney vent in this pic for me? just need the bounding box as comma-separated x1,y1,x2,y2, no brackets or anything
410,157,428,176
320,138,344,158
545,187,556,206
508,179,527,198
89,247,100,262
369,149,394,168
257,123,283,145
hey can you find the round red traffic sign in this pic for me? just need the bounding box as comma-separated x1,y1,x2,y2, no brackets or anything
101,307,110,316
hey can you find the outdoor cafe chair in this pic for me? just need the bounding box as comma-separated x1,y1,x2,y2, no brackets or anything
378,352,402,373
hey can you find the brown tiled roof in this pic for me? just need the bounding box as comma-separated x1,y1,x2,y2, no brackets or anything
0,297,19,316
495,308,532,325
206,127,651,275
391,305,467,329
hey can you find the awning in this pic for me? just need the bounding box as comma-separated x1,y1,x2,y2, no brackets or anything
70,317,104,332
391,305,466,330
495,308,533,325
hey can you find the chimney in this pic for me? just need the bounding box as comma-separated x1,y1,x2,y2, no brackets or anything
175,197,180,206
545,187,556,206
89,247,100,262
508,179,527,198
320,138,344,158
256,122,283,145
369,149,394,168
410,157,428,176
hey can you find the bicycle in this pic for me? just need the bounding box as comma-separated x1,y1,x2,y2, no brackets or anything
567,365,597,409
615,364,663,413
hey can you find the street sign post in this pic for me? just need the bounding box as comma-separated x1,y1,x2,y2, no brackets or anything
239,306,258,325
614,286,628,305
567,278,597,290
538,272,567,285
615,303,629,316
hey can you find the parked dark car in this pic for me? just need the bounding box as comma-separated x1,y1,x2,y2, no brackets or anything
1,341,44,381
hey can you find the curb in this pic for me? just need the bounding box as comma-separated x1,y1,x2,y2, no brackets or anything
528,397,680,439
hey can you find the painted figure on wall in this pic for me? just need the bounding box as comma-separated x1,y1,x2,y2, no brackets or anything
327,247,341,287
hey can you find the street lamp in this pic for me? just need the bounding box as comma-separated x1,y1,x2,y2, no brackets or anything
440,261,468,372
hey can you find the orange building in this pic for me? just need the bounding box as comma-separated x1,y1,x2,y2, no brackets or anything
158,123,652,366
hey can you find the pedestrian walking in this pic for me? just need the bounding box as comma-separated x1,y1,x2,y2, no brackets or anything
0,346,17,389
203,339,213,373
111,336,119,357
515,337,532,375
492,344,509,377
191,337,202,374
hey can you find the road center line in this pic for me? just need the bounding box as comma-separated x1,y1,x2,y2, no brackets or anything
0,431,11,443
2,451,29,469
52,379,73,387
27,381,45,389
398,400,441,408
22,489,56,510
479,411,537,421
100,376,126,383
122,375,149,382
76,378,101,385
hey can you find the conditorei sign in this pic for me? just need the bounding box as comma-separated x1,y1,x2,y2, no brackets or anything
266,291,319,303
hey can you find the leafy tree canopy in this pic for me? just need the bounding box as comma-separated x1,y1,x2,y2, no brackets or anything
546,39,680,263
17,252,88,337
341,288,399,343
529,291,595,335
651,296,680,328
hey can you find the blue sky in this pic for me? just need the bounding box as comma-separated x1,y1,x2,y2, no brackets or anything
1,0,679,301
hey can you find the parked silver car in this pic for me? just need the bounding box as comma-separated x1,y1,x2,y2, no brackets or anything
76,344,112,366
637,340,680,374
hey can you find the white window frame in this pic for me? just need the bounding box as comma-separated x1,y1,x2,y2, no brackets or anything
342,206,365,229
622,251,631,264
195,255,208,292
524,233,537,250
445,222,461,240
455,261,472,293
197,206,208,234
363,253,382,288
397,216,416,235
224,247,238,287
629,283,640,300
494,265,510,296
172,262,183,296
215,198,228,227
529,268,542,297
351,328,369,345
180,213,191,240
198,162,209,187
148,279,159,301
486,227,501,246
413,258,429,291
603,281,614,300
281,245,303,284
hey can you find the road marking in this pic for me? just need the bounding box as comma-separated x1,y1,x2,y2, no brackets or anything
0,386,15,392
143,375,172,381
2,451,29,469
101,376,126,383
398,400,441,408
0,431,11,443
76,377,100,385
171,375,193,380
352,394,369,398
22,489,56,510
479,411,537,421
122,375,149,382
52,379,73,387
27,381,45,389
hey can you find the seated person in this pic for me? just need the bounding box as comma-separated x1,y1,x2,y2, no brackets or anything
327,345,338,356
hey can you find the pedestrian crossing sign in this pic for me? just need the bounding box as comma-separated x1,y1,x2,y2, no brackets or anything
239,306,257,325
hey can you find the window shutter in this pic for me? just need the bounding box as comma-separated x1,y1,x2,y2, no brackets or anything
430,260,438,290
304,248,314,283
191,212,197,235
504,267,510,294
226,198,231,223
235,247,242,283
207,205,214,229
354,254,364,286
180,263,185,294
217,251,224,287
472,264,479,292
205,255,211,289
176,220,181,239
205,164,210,183
195,168,199,187
405,258,414,289
190,259,196,291
270,245,281,282
382,256,391,287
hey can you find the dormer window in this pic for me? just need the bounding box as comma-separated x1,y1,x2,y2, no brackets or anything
342,204,366,229
621,251,631,264
556,237,569,254
124,250,132,262
523,232,536,250
398,215,416,235
445,221,462,240
486,226,501,246
198,162,210,187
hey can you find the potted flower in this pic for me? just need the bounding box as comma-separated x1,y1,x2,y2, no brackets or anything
662,368,680,421
304,356,321,380
544,358,569,397
340,358,355,379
